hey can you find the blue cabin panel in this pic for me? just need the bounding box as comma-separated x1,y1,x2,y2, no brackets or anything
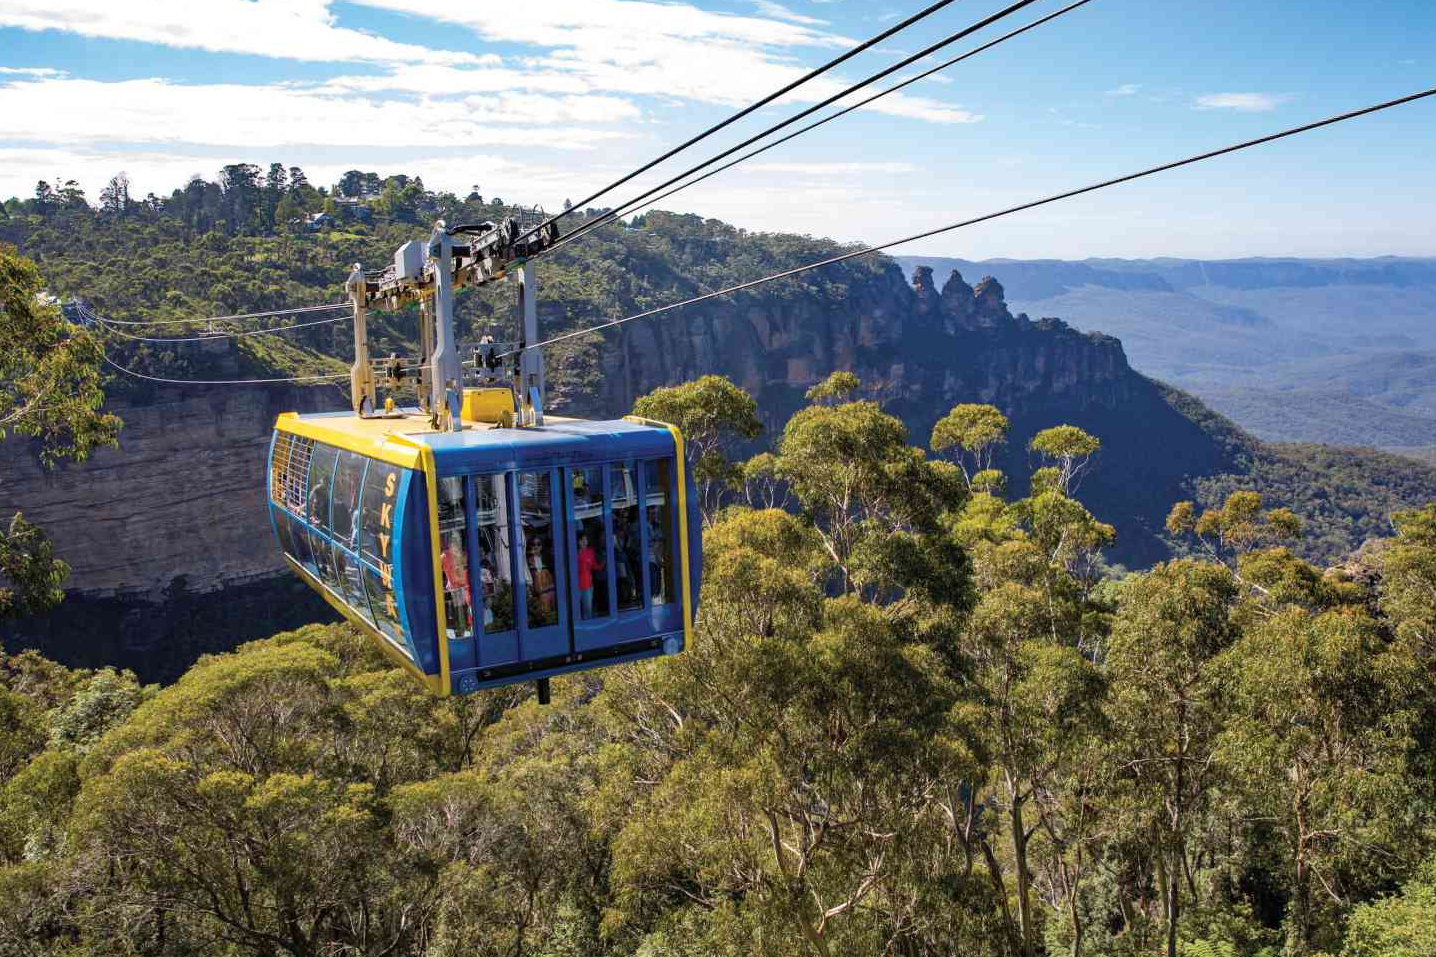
396,469,440,677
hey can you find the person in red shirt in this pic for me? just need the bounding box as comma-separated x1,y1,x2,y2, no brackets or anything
577,531,604,619
440,539,473,633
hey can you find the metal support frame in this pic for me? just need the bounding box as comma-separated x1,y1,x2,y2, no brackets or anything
348,219,556,428
429,223,464,431
516,263,545,426
348,264,376,416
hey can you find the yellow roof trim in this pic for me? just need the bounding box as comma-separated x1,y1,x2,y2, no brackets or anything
277,412,424,469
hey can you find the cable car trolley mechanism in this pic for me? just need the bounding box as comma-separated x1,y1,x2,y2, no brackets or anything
267,218,699,700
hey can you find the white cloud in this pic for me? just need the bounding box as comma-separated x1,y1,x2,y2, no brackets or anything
1195,92,1291,113
750,1,828,26
347,0,972,123
0,65,64,76
0,0,482,65
0,75,632,149
1105,83,1141,97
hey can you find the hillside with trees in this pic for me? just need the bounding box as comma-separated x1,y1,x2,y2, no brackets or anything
3,368,1436,956
3,174,1436,952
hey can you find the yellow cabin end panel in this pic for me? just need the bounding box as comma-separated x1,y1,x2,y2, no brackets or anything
460,387,515,425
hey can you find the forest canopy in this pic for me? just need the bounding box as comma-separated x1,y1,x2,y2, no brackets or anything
2,371,1435,957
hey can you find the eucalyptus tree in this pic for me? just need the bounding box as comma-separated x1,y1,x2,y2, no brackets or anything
1220,604,1422,955
632,375,763,523
1105,560,1240,957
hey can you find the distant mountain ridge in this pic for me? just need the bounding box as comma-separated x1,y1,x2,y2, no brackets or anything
896,255,1436,451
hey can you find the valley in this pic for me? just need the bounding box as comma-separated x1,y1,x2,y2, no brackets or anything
896,255,1436,452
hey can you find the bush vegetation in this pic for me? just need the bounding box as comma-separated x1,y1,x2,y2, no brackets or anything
2,369,1435,957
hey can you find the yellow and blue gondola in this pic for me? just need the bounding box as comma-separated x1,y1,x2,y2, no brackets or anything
267,406,699,696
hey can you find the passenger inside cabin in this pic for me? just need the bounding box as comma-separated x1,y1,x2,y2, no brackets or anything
527,537,557,615
577,532,603,619
613,517,634,605
647,506,667,599
309,477,327,526
441,538,473,634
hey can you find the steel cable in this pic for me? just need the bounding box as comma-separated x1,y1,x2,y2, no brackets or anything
513,0,969,245
542,0,1097,255
541,0,1048,255
510,88,1436,357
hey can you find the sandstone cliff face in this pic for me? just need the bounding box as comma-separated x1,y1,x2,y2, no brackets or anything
3,383,335,597
1,382,338,680
577,262,1231,568
2,260,1233,677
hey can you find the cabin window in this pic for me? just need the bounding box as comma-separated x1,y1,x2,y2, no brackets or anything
438,477,474,639
520,471,559,628
571,466,609,619
288,512,317,576
360,461,401,569
644,459,677,607
272,503,296,557
611,462,643,612
285,438,314,515
270,433,292,508
308,444,337,529
364,563,403,647
476,475,515,634
334,546,374,626
332,450,366,552
312,530,338,591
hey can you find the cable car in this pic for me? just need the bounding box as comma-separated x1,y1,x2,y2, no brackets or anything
267,400,699,696
265,222,699,697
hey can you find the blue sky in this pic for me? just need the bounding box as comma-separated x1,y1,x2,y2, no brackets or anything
1,0,1431,258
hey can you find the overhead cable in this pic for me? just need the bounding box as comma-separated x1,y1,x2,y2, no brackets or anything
92,301,350,327
99,351,349,386
512,88,1436,356
545,0,1096,252
541,0,1047,255
514,0,968,244
92,310,349,343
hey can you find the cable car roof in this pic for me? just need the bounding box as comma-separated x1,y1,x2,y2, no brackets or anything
277,409,678,472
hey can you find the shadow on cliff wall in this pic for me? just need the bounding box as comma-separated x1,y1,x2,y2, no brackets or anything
1,574,337,684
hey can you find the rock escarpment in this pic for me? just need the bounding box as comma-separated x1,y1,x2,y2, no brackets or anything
1,383,337,680
3,260,1235,677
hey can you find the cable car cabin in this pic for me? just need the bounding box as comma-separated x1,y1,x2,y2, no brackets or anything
266,408,700,696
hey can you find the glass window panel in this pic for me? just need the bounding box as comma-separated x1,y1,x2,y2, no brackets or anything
476,475,515,634
334,546,374,625
308,444,338,532
283,438,313,515
269,433,292,508
572,466,608,620
363,563,404,648
288,513,316,576
312,531,338,591
361,461,402,569
611,462,642,611
520,472,559,627
272,505,295,557
644,460,677,606
438,477,474,640
332,450,366,552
